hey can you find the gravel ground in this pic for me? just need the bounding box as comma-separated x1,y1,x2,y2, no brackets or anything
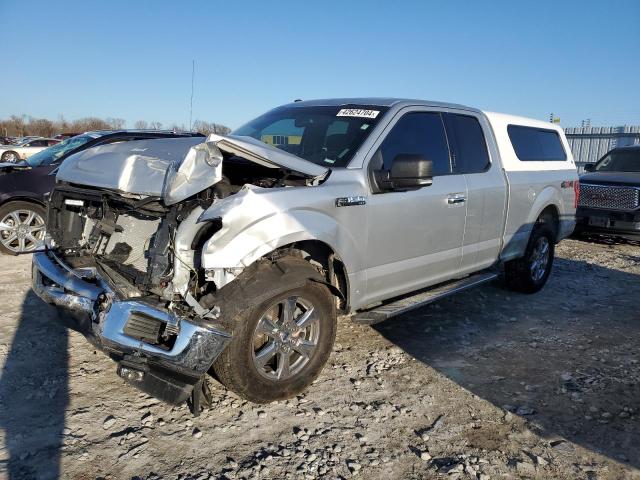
0,238,639,480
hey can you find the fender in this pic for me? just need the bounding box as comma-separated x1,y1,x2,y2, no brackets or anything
197,186,362,288
0,191,45,206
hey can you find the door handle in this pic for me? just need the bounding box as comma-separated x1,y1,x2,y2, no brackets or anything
447,193,466,205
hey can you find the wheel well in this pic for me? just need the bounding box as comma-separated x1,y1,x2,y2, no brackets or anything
270,240,349,312
537,205,559,242
0,197,46,209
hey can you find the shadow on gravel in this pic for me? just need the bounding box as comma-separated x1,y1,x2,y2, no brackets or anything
0,290,68,480
374,257,640,469
573,233,640,248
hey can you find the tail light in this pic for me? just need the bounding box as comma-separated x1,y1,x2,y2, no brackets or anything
574,180,580,209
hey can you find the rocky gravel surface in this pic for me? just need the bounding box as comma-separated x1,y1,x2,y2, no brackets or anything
0,238,639,479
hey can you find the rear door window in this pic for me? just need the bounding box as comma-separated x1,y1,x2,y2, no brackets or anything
507,125,566,161
444,114,490,173
379,112,451,175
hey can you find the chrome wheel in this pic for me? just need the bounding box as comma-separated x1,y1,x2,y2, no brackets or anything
252,295,320,381
0,209,46,253
530,236,550,282
2,151,19,163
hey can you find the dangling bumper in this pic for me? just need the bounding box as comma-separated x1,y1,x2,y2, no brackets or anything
31,251,231,404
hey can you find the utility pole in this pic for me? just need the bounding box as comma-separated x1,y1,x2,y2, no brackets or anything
189,60,195,132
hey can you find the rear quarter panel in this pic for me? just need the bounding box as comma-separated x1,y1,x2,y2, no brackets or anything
484,112,578,261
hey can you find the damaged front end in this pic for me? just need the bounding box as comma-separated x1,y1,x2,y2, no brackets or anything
33,251,230,404
33,184,232,404
32,134,328,405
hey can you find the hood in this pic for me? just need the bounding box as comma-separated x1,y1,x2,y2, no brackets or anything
55,134,328,200
580,171,640,187
56,137,202,196
210,134,328,177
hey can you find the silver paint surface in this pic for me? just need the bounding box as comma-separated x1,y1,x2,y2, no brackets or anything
56,137,203,196
57,134,328,203
31,251,231,376
46,99,578,314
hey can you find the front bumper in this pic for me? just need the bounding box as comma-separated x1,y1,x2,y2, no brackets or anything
575,206,640,239
32,251,231,404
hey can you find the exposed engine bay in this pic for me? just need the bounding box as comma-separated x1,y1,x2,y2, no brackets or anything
47,154,314,322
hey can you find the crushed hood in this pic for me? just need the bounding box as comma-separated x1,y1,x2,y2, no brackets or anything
55,134,329,200
210,134,328,177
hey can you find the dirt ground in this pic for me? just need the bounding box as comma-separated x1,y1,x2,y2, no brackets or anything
0,238,639,480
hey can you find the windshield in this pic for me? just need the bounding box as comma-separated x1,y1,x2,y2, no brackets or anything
232,105,388,167
595,149,640,173
25,134,97,167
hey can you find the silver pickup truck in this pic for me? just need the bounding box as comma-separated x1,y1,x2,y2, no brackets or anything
31,98,578,409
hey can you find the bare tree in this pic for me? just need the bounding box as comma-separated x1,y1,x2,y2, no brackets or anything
193,119,231,136
27,117,55,137
0,115,229,138
106,118,126,130
70,117,111,132
1,115,27,136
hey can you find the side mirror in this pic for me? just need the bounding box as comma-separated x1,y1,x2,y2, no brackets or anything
583,163,595,172
376,154,433,191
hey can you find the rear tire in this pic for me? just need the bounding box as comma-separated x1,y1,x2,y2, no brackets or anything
504,221,555,294
213,256,337,403
1,151,20,163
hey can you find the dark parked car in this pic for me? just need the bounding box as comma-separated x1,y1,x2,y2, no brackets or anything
0,130,204,254
575,145,640,240
54,132,82,140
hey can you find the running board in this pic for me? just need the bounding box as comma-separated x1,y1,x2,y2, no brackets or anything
353,272,499,325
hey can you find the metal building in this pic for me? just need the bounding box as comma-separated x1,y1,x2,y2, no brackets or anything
565,126,640,171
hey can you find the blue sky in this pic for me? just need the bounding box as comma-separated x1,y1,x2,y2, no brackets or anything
1,0,638,130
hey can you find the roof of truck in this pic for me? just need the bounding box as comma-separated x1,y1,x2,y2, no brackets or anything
483,111,565,132
280,97,480,112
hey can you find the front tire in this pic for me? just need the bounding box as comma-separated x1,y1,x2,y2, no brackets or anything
0,201,47,255
504,222,555,293
213,257,337,403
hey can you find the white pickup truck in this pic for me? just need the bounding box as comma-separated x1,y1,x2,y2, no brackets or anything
32,98,578,410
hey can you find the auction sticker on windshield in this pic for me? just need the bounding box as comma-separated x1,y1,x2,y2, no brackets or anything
337,108,380,119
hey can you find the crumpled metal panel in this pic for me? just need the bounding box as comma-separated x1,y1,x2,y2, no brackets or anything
56,134,327,201
210,133,329,178
163,140,223,205
56,137,203,196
